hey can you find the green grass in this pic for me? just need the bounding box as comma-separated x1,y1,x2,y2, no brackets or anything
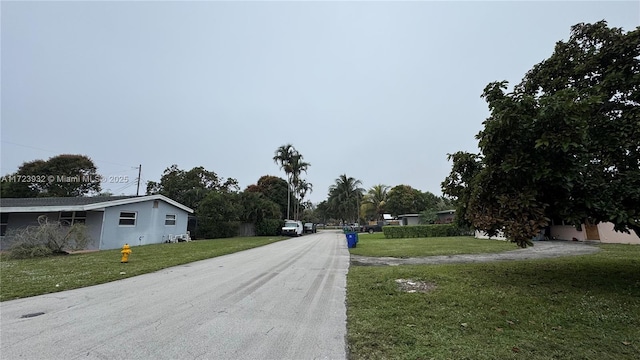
347,244,640,359
349,234,517,257
0,236,286,301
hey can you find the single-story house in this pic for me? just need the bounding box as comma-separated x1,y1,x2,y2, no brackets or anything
397,214,420,226
0,195,194,251
397,210,456,226
551,221,640,245
475,221,639,245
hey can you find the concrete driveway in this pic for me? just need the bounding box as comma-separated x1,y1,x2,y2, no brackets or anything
1,231,350,360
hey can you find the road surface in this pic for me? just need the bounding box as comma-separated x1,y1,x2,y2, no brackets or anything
1,231,349,360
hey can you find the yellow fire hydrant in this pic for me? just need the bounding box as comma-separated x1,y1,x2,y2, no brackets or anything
120,244,132,263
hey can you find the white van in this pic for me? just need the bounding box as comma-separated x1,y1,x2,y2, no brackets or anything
282,220,304,236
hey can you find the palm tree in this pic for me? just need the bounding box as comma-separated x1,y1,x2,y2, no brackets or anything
328,174,364,224
290,154,310,220
273,144,295,219
295,179,313,220
273,144,311,220
364,184,390,220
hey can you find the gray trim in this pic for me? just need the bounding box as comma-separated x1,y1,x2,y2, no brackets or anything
0,195,193,214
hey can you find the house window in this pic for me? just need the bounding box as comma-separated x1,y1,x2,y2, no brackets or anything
165,214,176,226
119,212,137,226
59,211,87,225
1,213,8,236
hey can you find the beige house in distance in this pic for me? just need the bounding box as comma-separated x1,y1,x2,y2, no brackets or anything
551,221,640,245
476,222,639,245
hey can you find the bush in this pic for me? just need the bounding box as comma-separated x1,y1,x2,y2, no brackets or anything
383,224,462,238
255,219,284,236
198,220,241,239
6,215,91,258
8,243,53,259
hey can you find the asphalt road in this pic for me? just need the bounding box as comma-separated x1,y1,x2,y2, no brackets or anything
1,231,350,360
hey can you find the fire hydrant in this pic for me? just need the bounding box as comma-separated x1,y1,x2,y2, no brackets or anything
120,244,132,263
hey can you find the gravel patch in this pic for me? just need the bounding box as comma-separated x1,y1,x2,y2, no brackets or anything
350,240,601,266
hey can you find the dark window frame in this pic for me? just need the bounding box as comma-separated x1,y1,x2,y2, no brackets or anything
119,211,137,226
165,214,176,226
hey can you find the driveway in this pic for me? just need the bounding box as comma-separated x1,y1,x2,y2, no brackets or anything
1,231,350,360
351,240,601,266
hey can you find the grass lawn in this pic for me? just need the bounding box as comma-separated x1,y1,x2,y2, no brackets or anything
347,244,640,359
0,236,286,301
349,234,517,257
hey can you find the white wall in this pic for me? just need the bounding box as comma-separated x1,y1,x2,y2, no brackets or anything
474,230,507,240
551,222,640,244
101,200,189,250
598,223,640,244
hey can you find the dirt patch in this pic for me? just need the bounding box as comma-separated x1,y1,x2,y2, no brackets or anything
351,240,601,266
395,279,436,293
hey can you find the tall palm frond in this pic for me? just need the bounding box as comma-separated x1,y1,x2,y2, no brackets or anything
364,184,390,220
273,144,296,219
328,174,364,223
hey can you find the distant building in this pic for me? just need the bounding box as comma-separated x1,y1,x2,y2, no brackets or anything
397,214,420,226
436,210,455,224
550,221,640,244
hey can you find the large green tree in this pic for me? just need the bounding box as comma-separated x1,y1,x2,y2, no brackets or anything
441,151,483,228
314,200,331,225
442,21,640,247
146,165,238,210
385,185,437,217
238,191,281,224
196,190,243,239
245,175,289,220
1,154,101,197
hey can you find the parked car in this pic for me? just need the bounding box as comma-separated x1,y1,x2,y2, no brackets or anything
303,223,317,234
282,220,304,236
361,223,384,234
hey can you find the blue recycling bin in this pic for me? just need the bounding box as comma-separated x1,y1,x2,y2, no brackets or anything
346,232,358,248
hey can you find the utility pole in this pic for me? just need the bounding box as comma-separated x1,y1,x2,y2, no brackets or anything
136,164,141,196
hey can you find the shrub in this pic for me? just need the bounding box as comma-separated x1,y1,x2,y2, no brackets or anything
8,242,53,259
198,220,241,239
6,215,91,258
255,219,284,236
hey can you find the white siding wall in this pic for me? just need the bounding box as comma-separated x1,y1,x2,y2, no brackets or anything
100,200,189,250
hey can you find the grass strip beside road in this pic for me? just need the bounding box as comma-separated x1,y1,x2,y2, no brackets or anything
0,236,286,301
349,234,517,257
347,244,640,359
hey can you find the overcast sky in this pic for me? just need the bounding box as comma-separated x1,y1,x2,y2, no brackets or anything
1,1,638,204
